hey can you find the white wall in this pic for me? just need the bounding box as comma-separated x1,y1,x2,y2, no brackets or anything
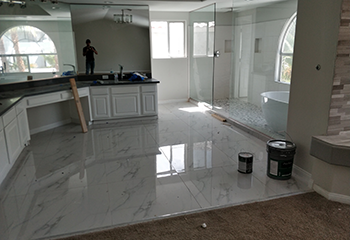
232,1,297,106
150,12,189,103
213,26,232,100
288,0,341,173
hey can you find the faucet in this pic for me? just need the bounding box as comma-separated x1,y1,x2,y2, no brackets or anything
118,64,123,80
63,64,76,74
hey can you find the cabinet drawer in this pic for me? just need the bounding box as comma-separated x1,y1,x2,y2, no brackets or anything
90,87,109,95
60,87,89,100
78,87,89,96
15,100,26,115
60,92,72,100
141,85,156,93
26,93,60,107
3,107,16,127
111,86,139,94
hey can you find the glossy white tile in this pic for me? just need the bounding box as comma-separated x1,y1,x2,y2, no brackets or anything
0,102,311,240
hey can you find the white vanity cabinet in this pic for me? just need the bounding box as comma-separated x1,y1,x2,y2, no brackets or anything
111,86,141,117
90,84,158,121
141,85,158,115
90,87,111,119
0,117,10,179
16,100,30,146
3,107,21,164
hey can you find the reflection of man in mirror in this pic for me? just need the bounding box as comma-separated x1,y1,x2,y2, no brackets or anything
83,39,98,74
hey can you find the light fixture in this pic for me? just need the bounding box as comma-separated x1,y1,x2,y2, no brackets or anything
114,9,132,24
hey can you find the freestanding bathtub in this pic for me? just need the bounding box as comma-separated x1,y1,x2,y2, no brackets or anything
261,91,289,133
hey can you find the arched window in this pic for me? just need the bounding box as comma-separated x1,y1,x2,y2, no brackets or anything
275,13,297,84
0,25,59,74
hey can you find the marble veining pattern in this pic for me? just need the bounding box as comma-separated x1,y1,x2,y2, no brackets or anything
0,102,310,240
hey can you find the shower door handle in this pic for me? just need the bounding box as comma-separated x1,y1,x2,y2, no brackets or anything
214,50,220,58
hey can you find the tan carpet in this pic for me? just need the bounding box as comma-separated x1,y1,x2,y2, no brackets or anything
56,192,350,240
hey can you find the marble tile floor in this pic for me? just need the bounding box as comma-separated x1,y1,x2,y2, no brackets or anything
0,102,311,240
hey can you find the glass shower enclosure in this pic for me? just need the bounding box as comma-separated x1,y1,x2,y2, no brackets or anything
189,4,216,107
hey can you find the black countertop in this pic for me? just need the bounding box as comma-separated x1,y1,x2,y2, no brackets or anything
0,79,159,117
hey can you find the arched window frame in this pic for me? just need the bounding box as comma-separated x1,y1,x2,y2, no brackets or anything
275,13,297,84
0,25,59,74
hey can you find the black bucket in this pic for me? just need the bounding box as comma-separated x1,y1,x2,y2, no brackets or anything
266,140,296,180
238,152,253,174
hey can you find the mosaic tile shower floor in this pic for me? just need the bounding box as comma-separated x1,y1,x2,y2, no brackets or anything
213,98,285,139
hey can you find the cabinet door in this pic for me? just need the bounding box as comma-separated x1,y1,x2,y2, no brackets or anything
4,118,21,164
142,92,158,115
17,110,31,146
111,94,140,117
91,95,111,119
0,129,10,173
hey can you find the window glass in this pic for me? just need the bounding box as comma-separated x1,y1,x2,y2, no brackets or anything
151,21,185,59
280,55,293,83
276,14,297,84
193,22,208,56
169,22,184,57
208,21,215,57
281,19,296,54
151,21,168,58
0,25,58,73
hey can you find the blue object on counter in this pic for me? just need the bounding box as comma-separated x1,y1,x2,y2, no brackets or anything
62,71,75,76
129,72,146,81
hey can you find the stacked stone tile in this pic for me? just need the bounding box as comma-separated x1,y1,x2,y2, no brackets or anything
328,0,350,135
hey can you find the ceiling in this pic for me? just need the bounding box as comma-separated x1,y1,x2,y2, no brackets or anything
0,0,288,21
61,0,286,12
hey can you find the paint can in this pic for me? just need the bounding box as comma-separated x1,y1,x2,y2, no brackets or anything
238,152,253,174
266,140,296,180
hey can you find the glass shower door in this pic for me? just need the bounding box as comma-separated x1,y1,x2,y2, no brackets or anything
189,4,216,106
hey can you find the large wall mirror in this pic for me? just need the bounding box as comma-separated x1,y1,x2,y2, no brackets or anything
0,1,76,84
0,2,151,85
70,4,151,75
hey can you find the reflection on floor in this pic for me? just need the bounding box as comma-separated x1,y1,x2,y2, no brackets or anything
0,102,310,240
213,98,285,139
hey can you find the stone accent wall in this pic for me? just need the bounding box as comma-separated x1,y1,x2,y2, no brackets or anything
327,0,350,135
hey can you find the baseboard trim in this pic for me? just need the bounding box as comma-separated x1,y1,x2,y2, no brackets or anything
313,183,350,204
292,165,314,188
158,99,188,104
30,119,71,135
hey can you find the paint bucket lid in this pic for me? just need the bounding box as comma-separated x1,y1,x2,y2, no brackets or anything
238,152,253,158
267,140,296,150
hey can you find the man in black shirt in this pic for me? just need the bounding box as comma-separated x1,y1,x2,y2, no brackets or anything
83,39,98,74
